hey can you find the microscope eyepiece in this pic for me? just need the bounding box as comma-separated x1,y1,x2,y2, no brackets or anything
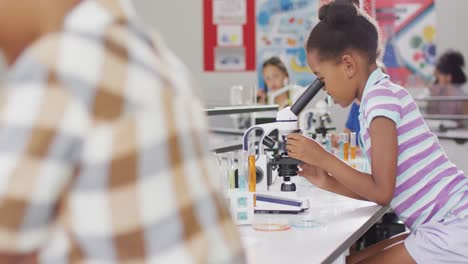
290,78,325,116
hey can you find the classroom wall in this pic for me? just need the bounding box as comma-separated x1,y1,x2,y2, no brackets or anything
435,0,468,67
131,0,257,106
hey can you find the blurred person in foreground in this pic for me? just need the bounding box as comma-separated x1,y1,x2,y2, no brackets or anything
0,0,244,263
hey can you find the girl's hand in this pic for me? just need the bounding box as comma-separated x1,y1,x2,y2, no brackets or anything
286,134,327,166
298,163,329,188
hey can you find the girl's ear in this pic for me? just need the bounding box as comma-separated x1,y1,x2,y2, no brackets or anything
341,54,357,79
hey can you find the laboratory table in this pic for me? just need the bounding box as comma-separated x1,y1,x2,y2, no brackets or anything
239,183,389,264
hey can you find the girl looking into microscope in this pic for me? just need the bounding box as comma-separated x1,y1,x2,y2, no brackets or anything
286,1,468,263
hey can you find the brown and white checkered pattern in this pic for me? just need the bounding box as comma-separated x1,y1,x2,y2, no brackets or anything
0,0,245,263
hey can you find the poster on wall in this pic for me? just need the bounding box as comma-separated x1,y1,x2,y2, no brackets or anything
213,0,247,24
376,0,436,88
256,0,320,89
204,0,256,72
217,25,243,46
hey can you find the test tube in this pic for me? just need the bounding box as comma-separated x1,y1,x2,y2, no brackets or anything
248,153,257,207
228,153,236,189
350,132,357,160
325,133,332,152
247,140,257,194
248,155,256,193
316,134,323,145
339,133,344,159
216,154,229,192
343,133,349,162
238,150,248,191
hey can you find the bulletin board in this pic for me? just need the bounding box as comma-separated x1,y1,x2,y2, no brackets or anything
256,0,320,90
203,0,256,72
376,0,436,87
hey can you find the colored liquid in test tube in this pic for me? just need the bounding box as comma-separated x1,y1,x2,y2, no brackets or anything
248,154,257,206
238,151,248,191
247,140,256,194
350,132,357,160
248,155,256,193
343,133,349,161
325,133,332,152
229,167,236,189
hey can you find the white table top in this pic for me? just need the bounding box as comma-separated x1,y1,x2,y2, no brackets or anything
239,183,388,264
434,129,468,140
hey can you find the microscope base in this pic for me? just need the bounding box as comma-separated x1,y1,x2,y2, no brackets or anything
255,192,310,214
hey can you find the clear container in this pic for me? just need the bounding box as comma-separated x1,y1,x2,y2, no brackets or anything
325,133,332,152
237,150,248,191
316,134,324,145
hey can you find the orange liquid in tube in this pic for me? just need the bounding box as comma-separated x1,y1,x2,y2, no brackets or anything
248,155,256,192
248,155,256,206
342,133,349,161
350,132,357,160
343,142,349,161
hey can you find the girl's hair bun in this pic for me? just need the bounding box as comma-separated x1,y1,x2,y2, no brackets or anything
319,0,359,30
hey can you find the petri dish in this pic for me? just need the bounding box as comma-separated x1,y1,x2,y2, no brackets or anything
290,219,325,229
252,223,291,231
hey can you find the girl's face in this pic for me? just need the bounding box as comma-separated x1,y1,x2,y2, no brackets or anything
307,50,357,107
434,69,451,86
263,65,288,91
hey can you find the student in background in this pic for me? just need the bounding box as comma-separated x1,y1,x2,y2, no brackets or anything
287,1,468,263
427,50,467,126
0,0,244,263
258,56,292,109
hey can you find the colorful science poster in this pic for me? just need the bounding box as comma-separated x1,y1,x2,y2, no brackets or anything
376,0,436,88
256,0,320,89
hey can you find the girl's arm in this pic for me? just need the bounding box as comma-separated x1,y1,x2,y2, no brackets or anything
299,163,367,201
320,117,398,205
320,173,368,201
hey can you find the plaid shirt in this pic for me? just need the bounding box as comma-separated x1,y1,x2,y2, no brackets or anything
0,0,245,263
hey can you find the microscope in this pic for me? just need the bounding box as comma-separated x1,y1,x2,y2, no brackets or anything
299,97,335,138
242,79,325,194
